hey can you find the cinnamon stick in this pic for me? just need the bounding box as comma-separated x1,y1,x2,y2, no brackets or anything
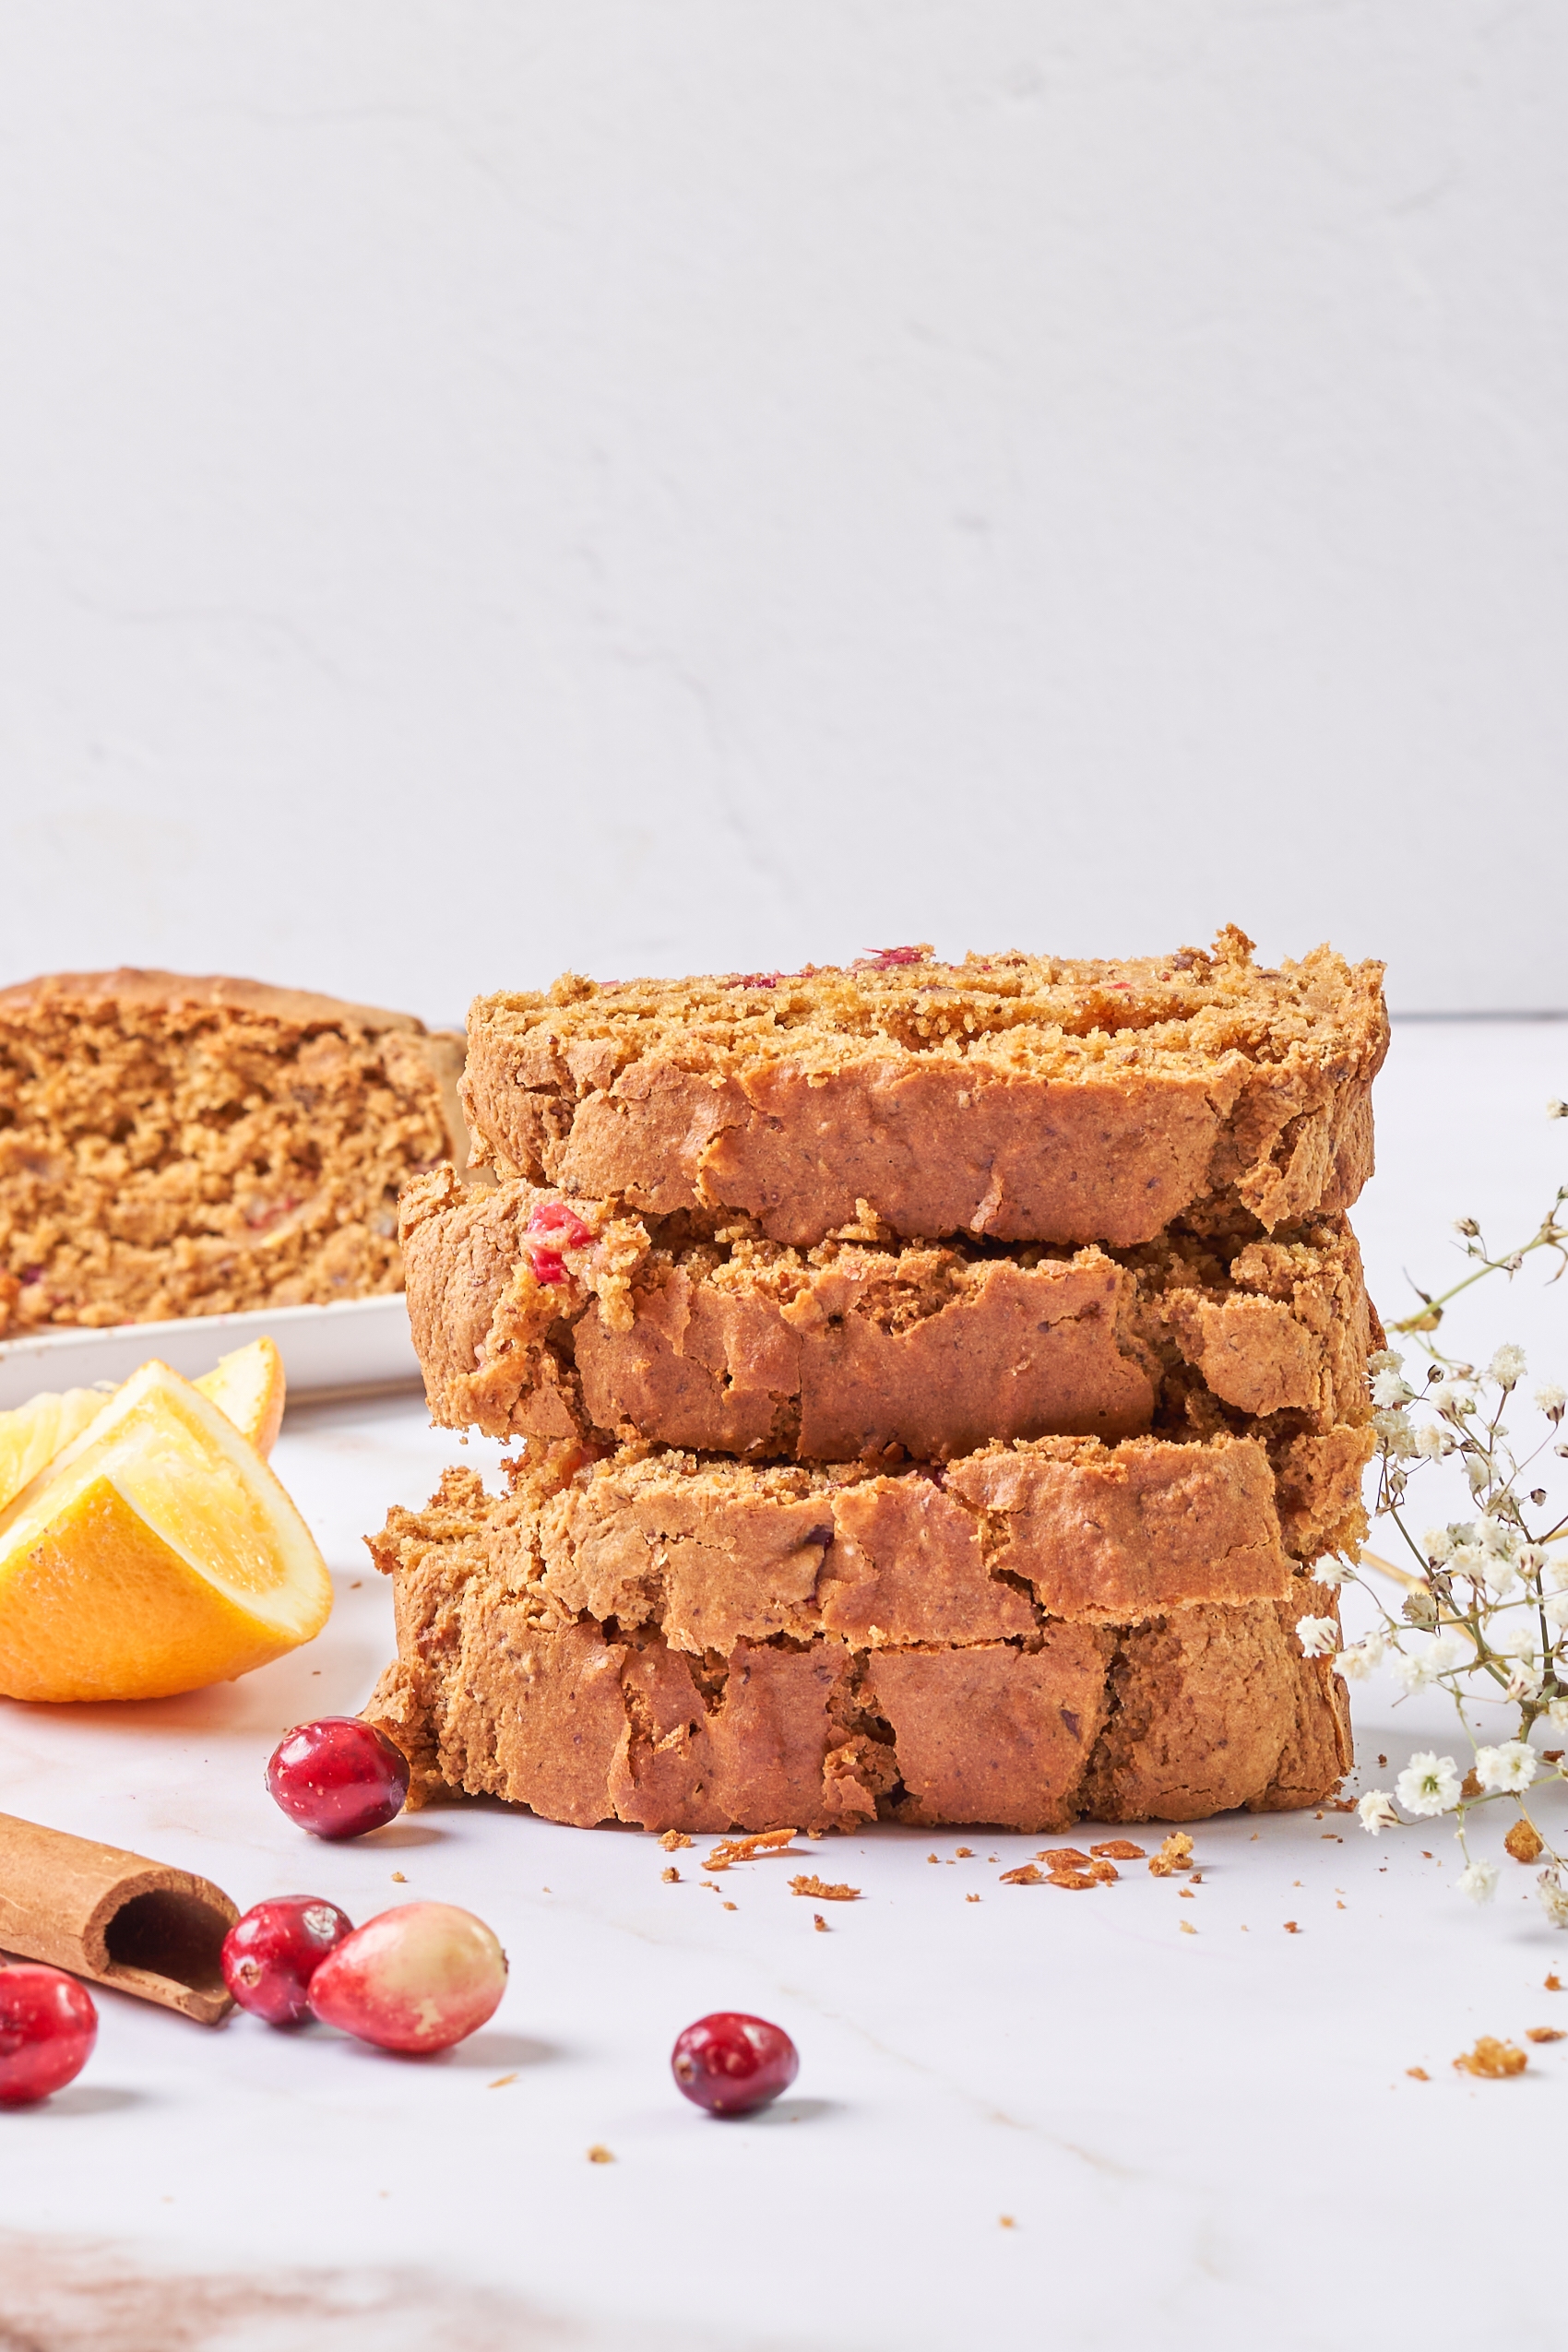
0,1812,238,2025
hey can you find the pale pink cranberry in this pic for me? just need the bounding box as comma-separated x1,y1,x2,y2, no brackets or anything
525,1199,592,1287
671,2012,799,2116
861,946,923,967
308,1902,508,2054
221,1896,353,2026
0,1966,98,2106
266,1716,410,1839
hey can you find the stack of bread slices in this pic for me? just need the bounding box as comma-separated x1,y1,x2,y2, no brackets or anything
366,926,1387,1836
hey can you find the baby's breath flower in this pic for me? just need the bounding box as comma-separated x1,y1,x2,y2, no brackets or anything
1396,1753,1463,1818
1374,1408,1417,1457
1457,1859,1500,1905
1543,1595,1568,1634
1359,1790,1398,1835
1336,1630,1386,1681
1543,1555,1568,1597
1546,1697,1568,1731
1368,1348,1404,1374
1422,1526,1458,1564
1505,1663,1545,1704
1475,1740,1538,1793
1489,1344,1527,1388
1549,1099,1568,1120
1390,1633,1467,1693
1311,1556,1353,1590
1413,1422,1450,1459
1295,1615,1339,1660
1431,1384,1478,1419
1535,1383,1567,1418
1372,1367,1414,1408
1538,1870,1568,1928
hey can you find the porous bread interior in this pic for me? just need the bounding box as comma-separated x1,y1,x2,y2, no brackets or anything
0,969,465,1331
472,928,1386,1084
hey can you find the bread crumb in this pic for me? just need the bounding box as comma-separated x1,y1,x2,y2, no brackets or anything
1378,1754,1387,1766
1188,1871,1203,1885
1037,1847,1091,1869
814,1913,829,1932
1547,1973,1563,1991
1148,1833,1194,1878
1454,2037,1527,2079
1090,1841,1146,1860
1407,2067,1430,2082
806,1826,824,1839
701,1881,719,1891
1179,1887,1195,1900
1284,1920,1300,1933
1336,1900,1346,1910
1087,1859,1119,1884
488,2073,517,2089
706,1828,795,1871
658,1830,694,1851
1048,1870,1097,1891
1526,2026,1566,2044
662,1866,680,1883
927,1853,940,1864
999,2215,1016,2229
390,1871,407,1883
1505,1819,1545,1864
722,1901,737,1912
350,1580,362,1590
955,1847,974,1858
587,2145,615,2164
965,1893,980,1903
790,1873,860,1901
999,1864,1045,1886
1179,1919,1196,1935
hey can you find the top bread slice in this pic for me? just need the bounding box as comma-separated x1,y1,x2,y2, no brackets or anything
461,928,1387,1251
0,968,466,1331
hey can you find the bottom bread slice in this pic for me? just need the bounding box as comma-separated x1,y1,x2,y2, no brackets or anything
364,1462,1351,1834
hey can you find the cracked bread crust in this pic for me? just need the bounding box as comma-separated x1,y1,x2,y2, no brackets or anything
0,969,466,1331
460,929,1386,1251
363,1462,1351,1833
400,1166,1376,1470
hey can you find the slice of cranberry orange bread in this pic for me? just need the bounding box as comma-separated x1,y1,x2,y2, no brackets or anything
399,1165,1377,1467
362,1453,1352,1834
0,969,466,1331
460,928,1387,1252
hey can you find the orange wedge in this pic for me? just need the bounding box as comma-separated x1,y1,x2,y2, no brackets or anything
0,1387,109,1512
0,1359,331,1703
194,1336,286,1458
0,1335,286,1519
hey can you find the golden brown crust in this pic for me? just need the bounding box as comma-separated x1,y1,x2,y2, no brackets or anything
362,1463,1350,1834
0,970,465,1330
400,1167,1374,1466
459,932,1387,1250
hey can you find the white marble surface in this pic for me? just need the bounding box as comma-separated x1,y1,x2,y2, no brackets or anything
5,1018,1568,2352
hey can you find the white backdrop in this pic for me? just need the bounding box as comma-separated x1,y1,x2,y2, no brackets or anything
1,2,1563,1023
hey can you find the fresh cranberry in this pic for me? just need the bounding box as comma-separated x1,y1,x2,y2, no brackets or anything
221,1896,353,2026
266,1716,410,1839
0,1966,98,2106
671,2012,799,2116
525,1200,592,1287
308,1902,508,2055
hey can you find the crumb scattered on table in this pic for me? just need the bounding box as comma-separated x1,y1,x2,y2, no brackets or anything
391,1871,407,1883
814,1913,829,1932
659,1830,693,1851
1149,1833,1194,1878
488,2073,517,2090
999,2215,1016,2229
1000,1864,1044,1886
1091,1841,1146,1860
587,2145,615,2164
662,1866,680,1883
955,1847,974,1858
1547,1974,1563,1991
966,1894,980,1904
1284,1920,1300,1933
1505,1820,1544,1864
1407,2067,1430,2082
1526,2026,1566,2044
1179,1920,1196,1935
1454,2037,1527,2079
790,1873,861,1901
706,1828,795,1871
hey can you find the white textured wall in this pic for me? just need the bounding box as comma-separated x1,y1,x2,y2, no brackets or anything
1,3,1563,1019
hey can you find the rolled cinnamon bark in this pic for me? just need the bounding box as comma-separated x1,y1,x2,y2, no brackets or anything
0,1812,238,2025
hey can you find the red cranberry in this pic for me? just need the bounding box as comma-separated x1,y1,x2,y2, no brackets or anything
308,1902,508,2054
266,1716,410,1839
0,1965,98,2106
671,2012,799,2116
221,1896,353,2026
525,1200,592,1287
